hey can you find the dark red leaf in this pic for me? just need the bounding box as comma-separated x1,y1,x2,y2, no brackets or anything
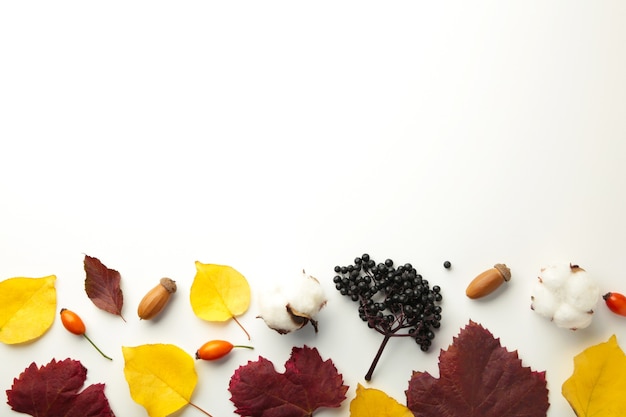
406,321,549,417
6,358,115,417
229,345,348,417
84,255,125,320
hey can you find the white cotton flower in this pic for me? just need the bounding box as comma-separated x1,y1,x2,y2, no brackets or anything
553,302,594,330
537,265,569,291
530,282,558,318
257,283,303,334
530,263,600,330
284,272,327,316
257,270,327,334
564,271,601,312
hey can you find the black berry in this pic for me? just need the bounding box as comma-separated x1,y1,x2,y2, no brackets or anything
333,254,443,380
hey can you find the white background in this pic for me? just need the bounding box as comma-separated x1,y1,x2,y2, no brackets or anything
2,2,626,416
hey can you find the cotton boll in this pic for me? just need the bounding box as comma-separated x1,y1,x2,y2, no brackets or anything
553,303,593,330
530,282,558,319
284,271,327,317
257,284,303,334
257,270,327,334
530,263,599,330
258,305,303,334
538,264,569,291
564,269,601,313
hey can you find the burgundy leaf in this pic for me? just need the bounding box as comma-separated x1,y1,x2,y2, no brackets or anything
229,345,348,417
84,255,125,320
283,345,348,409
406,321,549,417
6,358,115,417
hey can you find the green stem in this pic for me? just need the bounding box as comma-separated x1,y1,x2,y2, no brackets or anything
232,345,254,350
82,333,113,360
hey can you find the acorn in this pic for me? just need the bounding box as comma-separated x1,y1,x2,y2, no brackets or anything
465,264,511,299
137,278,177,320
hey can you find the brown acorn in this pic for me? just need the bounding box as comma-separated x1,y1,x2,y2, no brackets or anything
137,278,177,320
465,264,511,299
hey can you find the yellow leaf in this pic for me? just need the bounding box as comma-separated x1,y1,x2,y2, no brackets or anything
350,383,413,417
562,335,626,417
0,275,57,344
190,262,251,337
122,344,211,417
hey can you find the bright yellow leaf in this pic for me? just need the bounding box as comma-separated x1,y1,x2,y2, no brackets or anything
350,383,413,417
562,335,626,417
190,262,251,337
0,275,57,344
122,344,211,417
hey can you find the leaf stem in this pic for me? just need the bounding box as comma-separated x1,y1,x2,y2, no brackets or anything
365,334,391,381
82,333,113,360
189,401,213,417
232,316,251,340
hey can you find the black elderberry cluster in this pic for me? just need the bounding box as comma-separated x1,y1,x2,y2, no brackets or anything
333,253,442,352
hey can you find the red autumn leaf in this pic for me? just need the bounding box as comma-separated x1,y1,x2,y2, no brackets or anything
6,358,116,417
229,345,348,417
84,255,125,320
406,321,549,417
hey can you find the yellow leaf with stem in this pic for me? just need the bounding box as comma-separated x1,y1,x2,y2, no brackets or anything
190,261,251,339
350,383,413,417
0,275,56,344
122,344,213,417
562,334,626,417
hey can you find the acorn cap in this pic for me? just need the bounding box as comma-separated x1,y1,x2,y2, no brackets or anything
494,264,511,282
159,277,177,293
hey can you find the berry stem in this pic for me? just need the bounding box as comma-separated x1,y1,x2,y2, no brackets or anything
365,334,391,381
232,345,254,350
82,333,113,360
